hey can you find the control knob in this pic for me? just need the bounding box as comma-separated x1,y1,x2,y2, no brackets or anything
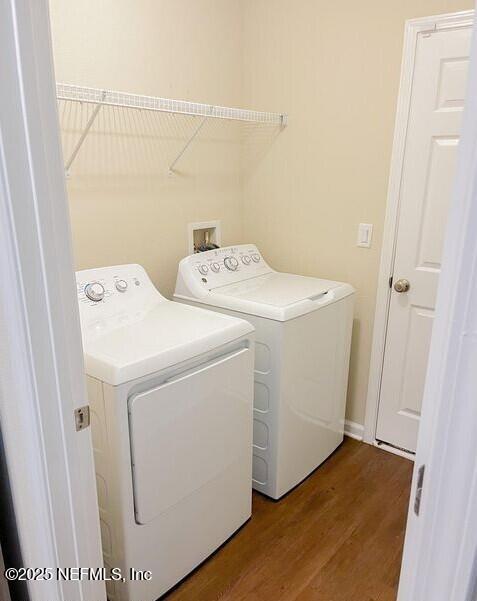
198,264,209,275
224,256,239,271
85,282,105,302
241,255,251,265
115,279,128,293
251,253,261,263
210,262,220,273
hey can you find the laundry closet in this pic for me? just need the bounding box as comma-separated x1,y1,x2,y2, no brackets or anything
44,1,474,599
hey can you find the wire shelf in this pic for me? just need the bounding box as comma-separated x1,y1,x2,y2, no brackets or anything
56,83,287,174
56,83,287,126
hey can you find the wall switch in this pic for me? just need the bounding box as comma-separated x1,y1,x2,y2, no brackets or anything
357,223,373,248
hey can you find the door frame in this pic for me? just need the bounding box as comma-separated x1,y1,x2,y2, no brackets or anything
0,2,105,601
363,9,475,449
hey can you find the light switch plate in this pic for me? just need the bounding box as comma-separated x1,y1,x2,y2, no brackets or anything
357,223,373,248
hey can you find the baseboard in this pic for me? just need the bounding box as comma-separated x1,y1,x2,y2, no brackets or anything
344,420,364,441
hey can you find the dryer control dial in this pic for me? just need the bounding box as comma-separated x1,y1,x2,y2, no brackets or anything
210,262,220,273
198,264,209,275
241,255,251,265
85,282,105,302
115,279,128,293
224,256,239,271
251,253,261,263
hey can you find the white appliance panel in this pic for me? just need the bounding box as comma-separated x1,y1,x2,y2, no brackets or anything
178,244,272,291
277,295,354,495
129,346,252,524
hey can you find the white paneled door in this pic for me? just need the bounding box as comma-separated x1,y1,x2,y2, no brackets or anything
376,21,472,453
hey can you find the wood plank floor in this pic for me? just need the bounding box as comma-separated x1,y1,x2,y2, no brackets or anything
164,438,413,601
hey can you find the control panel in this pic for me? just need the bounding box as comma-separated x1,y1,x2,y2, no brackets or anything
181,245,272,290
77,269,143,306
76,264,163,335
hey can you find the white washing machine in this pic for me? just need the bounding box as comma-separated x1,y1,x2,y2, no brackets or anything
175,245,355,500
76,264,254,601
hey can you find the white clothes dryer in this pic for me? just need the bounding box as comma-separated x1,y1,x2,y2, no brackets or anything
175,245,354,499
76,264,254,601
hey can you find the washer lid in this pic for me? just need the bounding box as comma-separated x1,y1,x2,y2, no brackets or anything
82,301,253,385
192,273,355,321
217,272,335,306
174,245,355,322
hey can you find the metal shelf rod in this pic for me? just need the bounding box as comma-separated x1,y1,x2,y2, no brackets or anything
64,92,106,175
169,115,209,174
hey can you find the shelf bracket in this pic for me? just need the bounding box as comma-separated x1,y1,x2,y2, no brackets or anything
65,91,106,176
168,112,211,175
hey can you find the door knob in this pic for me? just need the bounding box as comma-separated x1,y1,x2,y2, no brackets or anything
394,278,410,293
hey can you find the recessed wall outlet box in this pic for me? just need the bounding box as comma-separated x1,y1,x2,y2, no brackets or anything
188,220,221,254
357,223,373,248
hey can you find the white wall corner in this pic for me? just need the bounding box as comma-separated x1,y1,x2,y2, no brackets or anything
344,420,364,442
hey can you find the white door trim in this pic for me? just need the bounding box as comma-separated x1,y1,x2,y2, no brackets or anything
0,2,105,601
363,9,475,446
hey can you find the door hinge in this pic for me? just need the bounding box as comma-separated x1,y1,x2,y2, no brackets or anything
414,464,425,516
389,275,394,288
74,405,90,431
422,23,437,38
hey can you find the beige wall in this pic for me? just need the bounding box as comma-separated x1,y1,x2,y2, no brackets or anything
241,0,473,425
50,0,473,426
50,0,244,298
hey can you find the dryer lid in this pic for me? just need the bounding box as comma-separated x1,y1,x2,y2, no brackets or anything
82,301,253,385
76,264,253,385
